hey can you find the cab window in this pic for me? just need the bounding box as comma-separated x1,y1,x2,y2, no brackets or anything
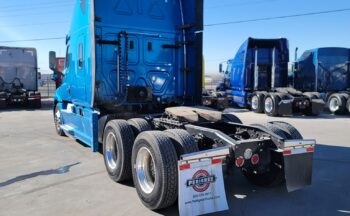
65,46,70,69
78,43,83,69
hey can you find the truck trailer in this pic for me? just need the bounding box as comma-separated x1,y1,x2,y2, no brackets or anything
51,1,316,213
293,47,350,114
0,46,41,109
217,38,324,116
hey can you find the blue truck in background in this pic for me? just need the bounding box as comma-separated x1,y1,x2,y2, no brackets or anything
217,38,324,116
293,47,350,114
49,0,316,212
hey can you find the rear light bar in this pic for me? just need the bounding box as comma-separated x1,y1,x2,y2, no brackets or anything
283,146,314,156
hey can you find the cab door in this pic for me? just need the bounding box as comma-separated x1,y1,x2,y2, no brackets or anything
71,34,87,104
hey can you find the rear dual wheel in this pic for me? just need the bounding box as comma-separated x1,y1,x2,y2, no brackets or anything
132,130,198,210
103,120,135,182
268,121,303,139
251,93,265,113
328,93,348,114
264,94,280,116
103,119,198,210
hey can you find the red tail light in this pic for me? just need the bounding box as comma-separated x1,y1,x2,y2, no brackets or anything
283,149,292,155
251,154,260,165
235,156,245,167
306,147,314,153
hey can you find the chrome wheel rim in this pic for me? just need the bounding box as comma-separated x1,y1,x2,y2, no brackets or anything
136,147,156,194
329,97,339,113
251,96,259,110
105,132,118,170
55,108,62,131
265,97,273,113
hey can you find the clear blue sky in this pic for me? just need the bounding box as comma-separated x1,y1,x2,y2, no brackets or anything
0,0,349,74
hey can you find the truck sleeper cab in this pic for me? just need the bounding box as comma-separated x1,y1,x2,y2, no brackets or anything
51,0,316,212
0,47,41,109
220,38,324,116
293,47,350,115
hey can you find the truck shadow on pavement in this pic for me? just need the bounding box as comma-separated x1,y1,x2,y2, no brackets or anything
286,113,350,120
157,144,350,216
0,162,80,188
215,144,350,216
0,100,53,112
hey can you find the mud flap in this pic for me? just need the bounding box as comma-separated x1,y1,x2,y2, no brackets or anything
278,100,293,116
284,152,313,192
311,99,325,115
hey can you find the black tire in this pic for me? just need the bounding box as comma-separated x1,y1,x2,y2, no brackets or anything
222,113,243,124
127,118,152,137
252,123,288,139
164,129,199,158
251,93,265,113
302,92,322,116
54,104,65,136
328,93,347,114
347,98,350,114
103,120,135,182
132,131,178,210
0,99,7,109
269,121,303,139
264,94,280,116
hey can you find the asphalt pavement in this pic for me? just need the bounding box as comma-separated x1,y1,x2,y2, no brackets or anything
0,103,349,216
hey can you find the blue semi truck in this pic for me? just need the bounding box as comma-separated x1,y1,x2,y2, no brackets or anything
218,38,324,116
50,0,316,212
293,47,350,115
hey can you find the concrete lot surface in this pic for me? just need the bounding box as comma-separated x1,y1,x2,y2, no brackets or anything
0,104,349,216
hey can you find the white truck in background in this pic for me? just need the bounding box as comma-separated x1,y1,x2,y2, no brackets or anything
0,46,41,109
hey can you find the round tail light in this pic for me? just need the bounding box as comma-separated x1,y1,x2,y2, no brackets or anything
235,156,245,167
251,154,260,165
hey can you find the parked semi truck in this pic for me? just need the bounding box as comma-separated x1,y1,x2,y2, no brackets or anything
217,38,324,116
293,47,350,114
0,46,41,109
51,1,316,213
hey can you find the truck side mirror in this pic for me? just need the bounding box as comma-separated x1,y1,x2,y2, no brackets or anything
219,63,223,73
49,51,57,71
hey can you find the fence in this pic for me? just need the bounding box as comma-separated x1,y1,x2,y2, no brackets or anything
38,75,56,98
